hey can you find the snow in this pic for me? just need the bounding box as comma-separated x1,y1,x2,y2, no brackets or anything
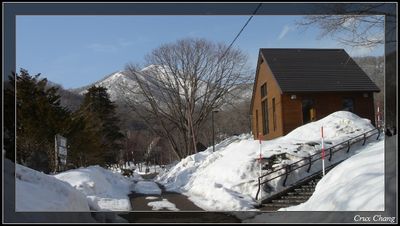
75,70,141,102
15,163,90,211
145,196,159,200
54,165,134,211
279,139,384,211
156,111,380,211
11,110,383,215
73,64,252,107
133,181,162,195
147,199,179,211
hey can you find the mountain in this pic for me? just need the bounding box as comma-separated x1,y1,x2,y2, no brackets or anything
45,80,84,111
69,66,254,105
69,70,136,101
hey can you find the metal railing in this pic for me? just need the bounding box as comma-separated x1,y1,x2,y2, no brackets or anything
255,128,381,200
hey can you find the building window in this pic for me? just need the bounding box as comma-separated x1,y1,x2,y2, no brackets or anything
261,83,267,98
272,98,277,131
343,98,354,112
262,99,269,135
302,99,316,124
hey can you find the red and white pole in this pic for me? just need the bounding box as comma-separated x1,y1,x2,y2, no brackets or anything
258,133,262,173
321,126,325,176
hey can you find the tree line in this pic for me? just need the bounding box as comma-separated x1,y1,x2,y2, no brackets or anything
4,69,124,173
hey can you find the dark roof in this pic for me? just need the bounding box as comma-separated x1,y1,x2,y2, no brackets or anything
259,48,380,92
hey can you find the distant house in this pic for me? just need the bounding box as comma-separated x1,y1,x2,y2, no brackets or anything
250,48,380,140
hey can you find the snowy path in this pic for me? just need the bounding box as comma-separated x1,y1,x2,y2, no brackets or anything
120,181,240,223
129,181,203,211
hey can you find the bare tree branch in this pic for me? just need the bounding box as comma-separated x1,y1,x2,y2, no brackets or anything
296,3,394,49
121,38,250,159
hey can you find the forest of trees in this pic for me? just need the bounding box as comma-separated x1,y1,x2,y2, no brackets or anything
4,69,124,173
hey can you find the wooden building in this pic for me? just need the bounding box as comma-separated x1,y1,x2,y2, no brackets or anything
250,48,380,140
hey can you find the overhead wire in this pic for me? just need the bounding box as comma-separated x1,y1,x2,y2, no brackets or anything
217,3,263,64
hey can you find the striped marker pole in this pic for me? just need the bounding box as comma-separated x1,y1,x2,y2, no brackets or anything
259,133,262,173
321,126,325,176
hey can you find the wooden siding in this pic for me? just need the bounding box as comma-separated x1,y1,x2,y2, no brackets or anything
252,59,284,140
281,92,376,135
281,94,303,135
251,50,378,141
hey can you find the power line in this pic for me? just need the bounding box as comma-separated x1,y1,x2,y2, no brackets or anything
217,3,263,64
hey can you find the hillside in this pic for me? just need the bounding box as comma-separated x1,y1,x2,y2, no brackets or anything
155,111,380,211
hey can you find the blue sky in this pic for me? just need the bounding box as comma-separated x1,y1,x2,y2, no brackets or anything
16,15,384,89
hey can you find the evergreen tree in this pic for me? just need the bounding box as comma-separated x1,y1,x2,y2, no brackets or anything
64,113,103,168
4,72,16,161
12,69,70,172
77,86,124,166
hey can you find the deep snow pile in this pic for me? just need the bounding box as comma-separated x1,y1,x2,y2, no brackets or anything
156,111,378,211
54,166,135,211
15,163,90,211
280,139,384,211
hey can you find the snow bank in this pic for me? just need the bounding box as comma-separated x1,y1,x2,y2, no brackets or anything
280,139,384,211
55,166,134,211
133,181,162,195
15,163,90,211
156,111,379,211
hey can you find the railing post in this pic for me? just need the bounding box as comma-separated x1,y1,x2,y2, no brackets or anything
362,133,367,145
346,140,351,153
306,156,312,173
255,178,261,200
282,165,291,187
329,148,333,161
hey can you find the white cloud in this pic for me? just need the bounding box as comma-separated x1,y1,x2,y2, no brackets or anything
278,25,292,40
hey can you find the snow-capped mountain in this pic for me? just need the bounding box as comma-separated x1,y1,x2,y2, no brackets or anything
70,66,253,105
70,70,136,101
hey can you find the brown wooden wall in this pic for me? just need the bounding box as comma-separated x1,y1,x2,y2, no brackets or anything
251,59,377,140
251,59,284,140
281,94,303,135
281,92,376,135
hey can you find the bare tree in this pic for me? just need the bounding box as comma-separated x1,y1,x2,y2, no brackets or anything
296,3,393,49
122,38,250,159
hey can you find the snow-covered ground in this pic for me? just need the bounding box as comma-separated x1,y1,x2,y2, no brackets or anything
245,137,385,222
15,163,90,211
156,111,381,211
12,110,383,214
54,166,137,211
148,199,179,211
133,181,162,195
15,161,139,212
110,161,173,176
280,138,384,211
